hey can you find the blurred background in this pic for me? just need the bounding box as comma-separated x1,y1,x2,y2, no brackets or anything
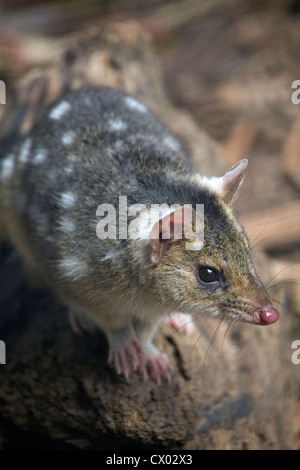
0,0,299,294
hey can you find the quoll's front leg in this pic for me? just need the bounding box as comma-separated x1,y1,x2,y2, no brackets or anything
106,323,173,383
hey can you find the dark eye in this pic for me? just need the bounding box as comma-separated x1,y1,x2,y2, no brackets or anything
198,266,219,284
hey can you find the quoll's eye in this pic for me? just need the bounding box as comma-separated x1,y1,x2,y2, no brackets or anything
198,266,219,284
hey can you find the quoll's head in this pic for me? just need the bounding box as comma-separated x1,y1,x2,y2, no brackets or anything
149,159,279,326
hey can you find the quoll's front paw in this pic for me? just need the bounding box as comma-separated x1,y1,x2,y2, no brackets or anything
163,313,195,336
107,332,172,383
137,344,173,383
108,335,143,381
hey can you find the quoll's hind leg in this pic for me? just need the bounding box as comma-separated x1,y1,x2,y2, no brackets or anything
107,322,173,383
67,303,172,382
68,305,98,335
67,305,142,378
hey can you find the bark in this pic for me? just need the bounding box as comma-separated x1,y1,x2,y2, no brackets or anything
0,22,299,450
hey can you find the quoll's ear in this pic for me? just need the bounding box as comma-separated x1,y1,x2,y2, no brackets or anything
211,159,248,205
150,206,193,263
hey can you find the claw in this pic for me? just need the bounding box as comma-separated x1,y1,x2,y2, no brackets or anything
108,335,172,382
145,351,173,384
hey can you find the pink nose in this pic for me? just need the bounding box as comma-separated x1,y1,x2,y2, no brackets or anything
252,306,279,326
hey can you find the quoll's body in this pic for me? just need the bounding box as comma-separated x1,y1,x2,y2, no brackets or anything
0,86,279,381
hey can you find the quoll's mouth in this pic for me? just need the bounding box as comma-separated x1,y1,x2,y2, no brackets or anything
252,306,279,326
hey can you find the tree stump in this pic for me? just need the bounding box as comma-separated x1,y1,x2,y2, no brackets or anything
0,22,299,450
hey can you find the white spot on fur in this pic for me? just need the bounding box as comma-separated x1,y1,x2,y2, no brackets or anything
83,95,92,107
58,256,87,280
59,191,76,208
19,138,32,163
166,170,178,181
64,164,74,174
85,196,95,207
68,154,78,162
105,146,115,158
101,251,117,262
49,101,71,120
124,96,148,113
107,119,127,132
163,135,180,151
57,217,75,233
108,181,117,191
61,131,76,146
0,154,15,180
33,148,47,164
114,140,124,151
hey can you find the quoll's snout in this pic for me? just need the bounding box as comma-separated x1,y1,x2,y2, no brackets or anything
252,306,279,326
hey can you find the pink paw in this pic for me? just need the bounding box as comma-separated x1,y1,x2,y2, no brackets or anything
108,336,172,383
108,336,143,380
163,313,195,336
137,346,173,384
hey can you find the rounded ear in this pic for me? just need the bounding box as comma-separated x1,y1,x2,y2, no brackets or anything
211,159,248,205
149,206,194,263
